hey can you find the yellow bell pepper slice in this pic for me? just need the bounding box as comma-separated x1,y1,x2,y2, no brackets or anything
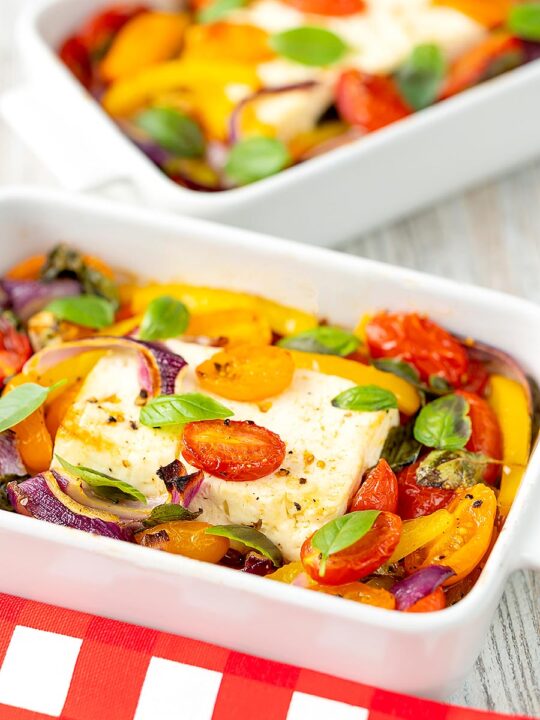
183,23,275,64
488,374,531,516
388,509,453,564
289,350,421,415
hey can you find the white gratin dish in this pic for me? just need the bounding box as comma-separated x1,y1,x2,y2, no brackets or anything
2,0,540,246
0,187,538,700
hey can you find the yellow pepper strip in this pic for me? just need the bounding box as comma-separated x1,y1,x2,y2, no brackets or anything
100,12,190,83
488,374,531,516
388,509,453,564
267,561,304,583
183,23,275,64
98,315,142,338
188,309,272,346
102,60,260,116
289,350,421,416
45,380,84,439
354,313,373,342
288,122,348,161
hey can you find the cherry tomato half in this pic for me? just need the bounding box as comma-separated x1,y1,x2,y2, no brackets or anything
282,0,365,15
397,462,455,520
300,511,402,586
135,521,229,563
0,316,32,387
336,70,410,133
349,458,398,513
406,586,446,613
182,419,286,481
458,390,502,484
461,357,490,395
59,36,93,89
366,312,469,387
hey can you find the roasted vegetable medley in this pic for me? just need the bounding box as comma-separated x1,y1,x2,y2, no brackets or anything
58,1,540,191
0,246,536,612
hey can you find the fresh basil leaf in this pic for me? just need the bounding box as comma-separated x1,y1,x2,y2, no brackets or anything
0,381,66,433
55,455,146,503
373,358,421,386
139,295,190,341
413,394,471,450
226,137,290,185
312,510,380,576
395,44,445,110
278,326,359,356
198,0,246,23
136,107,205,157
381,420,422,471
270,26,347,67
140,393,233,428
205,524,283,567
416,449,489,490
332,385,398,412
46,294,115,329
509,4,540,42
143,503,202,527
428,375,453,395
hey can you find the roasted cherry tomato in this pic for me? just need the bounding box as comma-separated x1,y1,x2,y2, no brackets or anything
457,390,502,484
196,344,294,401
58,36,93,89
404,484,496,585
282,0,364,15
336,70,410,133
440,33,523,99
461,357,490,395
397,462,455,520
366,312,469,387
182,419,286,481
79,4,148,57
135,521,230,562
0,316,32,387
349,459,398,513
406,586,446,613
300,511,401,586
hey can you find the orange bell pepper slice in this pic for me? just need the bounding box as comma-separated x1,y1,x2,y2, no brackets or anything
6,253,114,281
433,0,514,29
183,23,275,64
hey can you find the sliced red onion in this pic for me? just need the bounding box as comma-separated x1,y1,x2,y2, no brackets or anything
2,279,81,321
133,340,187,395
0,431,27,479
522,40,540,64
7,472,132,541
157,459,203,506
228,82,318,144
390,565,455,611
242,551,275,576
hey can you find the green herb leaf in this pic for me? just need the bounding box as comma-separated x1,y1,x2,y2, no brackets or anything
198,0,246,23
312,510,380,576
509,4,540,42
0,381,66,433
205,524,283,566
413,394,471,450
46,294,115,329
428,375,453,395
143,503,202,527
332,385,398,412
373,358,421,386
225,137,290,185
381,420,422,471
136,107,205,157
278,326,359,356
55,455,146,503
395,44,445,110
270,26,348,67
139,295,190,341
140,393,233,428
416,449,489,489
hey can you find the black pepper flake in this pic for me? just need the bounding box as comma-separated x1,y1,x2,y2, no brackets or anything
107,416,117,424
472,500,483,508
224,418,231,426
129,421,139,430
299,477,307,485
465,494,473,499
247,420,255,425
294,502,301,511
140,389,148,399
288,450,293,455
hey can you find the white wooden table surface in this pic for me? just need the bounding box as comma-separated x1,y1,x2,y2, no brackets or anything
0,1,539,716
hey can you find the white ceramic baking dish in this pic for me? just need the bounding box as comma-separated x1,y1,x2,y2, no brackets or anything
0,187,538,700
3,0,540,246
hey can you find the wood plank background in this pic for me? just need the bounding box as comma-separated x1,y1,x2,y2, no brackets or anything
0,1,539,715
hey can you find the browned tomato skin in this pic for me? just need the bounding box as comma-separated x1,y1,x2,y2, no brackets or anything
300,512,402,586
336,70,411,132
350,459,398,513
397,462,455,519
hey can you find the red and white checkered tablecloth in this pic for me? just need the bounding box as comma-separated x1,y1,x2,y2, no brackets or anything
0,592,531,720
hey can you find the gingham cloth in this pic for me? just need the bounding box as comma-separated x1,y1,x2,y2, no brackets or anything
0,592,530,720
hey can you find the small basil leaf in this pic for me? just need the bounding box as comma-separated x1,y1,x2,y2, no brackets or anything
270,26,348,67
278,326,359,356
136,107,205,157
226,137,290,185
55,455,146,503
395,44,445,110
416,449,489,490
509,4,540,42
381,420,422,471
143,503,202,527
332,385,398,412
139,295,190,341
0,381,67,433
140,393,233,428
428,375,453,395
413,394,471,450
205,524,283,567
46,294,115,329
312,510,380,576
198,0,246,23
373,359,421,386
